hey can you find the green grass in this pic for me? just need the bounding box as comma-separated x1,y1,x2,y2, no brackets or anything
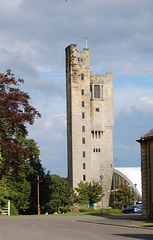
0,208,122,217
133,219,153,228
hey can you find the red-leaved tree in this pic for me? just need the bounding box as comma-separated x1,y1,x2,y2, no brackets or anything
0,69,41,177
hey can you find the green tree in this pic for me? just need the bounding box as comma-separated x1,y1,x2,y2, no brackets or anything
87,181,103,205
1,137,51,215
74,181,89,206
0,146,3,172
68,188,78,206
111,184,135,208
46,175,68,213
8,177,31,213
0,178,9,208
21,137,46,214
71,181,103,207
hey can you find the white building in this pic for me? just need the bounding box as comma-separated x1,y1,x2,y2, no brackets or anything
112,167,142,203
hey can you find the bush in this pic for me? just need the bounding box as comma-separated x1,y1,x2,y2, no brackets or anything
47,208,57,214
79,208,89,212
110,209,122,214
79,208,122,215
79,207,94,212
10,202,19,215
59,205,68,213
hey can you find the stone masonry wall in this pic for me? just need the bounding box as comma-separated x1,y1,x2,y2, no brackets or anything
66,44,114,208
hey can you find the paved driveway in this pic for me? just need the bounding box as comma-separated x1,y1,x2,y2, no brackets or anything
0,215,153,240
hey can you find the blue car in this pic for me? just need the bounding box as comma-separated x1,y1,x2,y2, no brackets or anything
122,204,142,214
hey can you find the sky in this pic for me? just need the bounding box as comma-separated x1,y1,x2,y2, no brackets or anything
1,0,153,177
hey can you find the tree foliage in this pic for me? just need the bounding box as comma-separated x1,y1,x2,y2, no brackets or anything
71,181,103,207
0,70,42,213
0,178,9,207
46,175,68,212
0,69,41,176
111,184,136,208
0,70,71,215
8,177,31,212
0,137,47,214
10,137,47,214
23,138,47,214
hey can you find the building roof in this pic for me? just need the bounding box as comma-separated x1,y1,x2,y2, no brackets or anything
137,129,153,142
114,167,142,196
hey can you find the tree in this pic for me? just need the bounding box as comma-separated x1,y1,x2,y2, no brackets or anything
87,181,103,205
0,137,47,214
71,181,103,207
46,175,68,213
111,184,136,208
7,177,31,213
0,146,3,172
0,70,41,213
74,181,89,206
22,138,47,214
0,69,41,177
0,178,9,208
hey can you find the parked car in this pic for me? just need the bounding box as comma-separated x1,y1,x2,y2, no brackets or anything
122,204,142,214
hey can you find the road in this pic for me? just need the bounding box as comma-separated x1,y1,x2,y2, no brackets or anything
0,215,153,240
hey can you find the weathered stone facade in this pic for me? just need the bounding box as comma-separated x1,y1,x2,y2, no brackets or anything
66,44,114,208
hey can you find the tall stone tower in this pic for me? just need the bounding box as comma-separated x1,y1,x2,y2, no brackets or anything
66,44,114,207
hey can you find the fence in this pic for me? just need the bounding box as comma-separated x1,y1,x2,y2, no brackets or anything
0,200,10,216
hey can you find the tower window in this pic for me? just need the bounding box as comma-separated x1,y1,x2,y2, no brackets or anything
96,108,99,112
82,101,84,107
82,126,85,132
83,151,85,157
82,89,84,95
101,85,104,99
81,74,84,80
93,148,101,152
94,85,100,98
78,58,80,62
82,138,85,144
90,85,93,98
82,112,85,119
83,175,86,181
91,131,94,138
83,163,86,169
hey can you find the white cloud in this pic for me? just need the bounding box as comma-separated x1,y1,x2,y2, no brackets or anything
113,91,153,168
0,0,22,12
124,96,153,113
27,112,67,176
115,90,153,115
1,0,153,174
92,60,153,78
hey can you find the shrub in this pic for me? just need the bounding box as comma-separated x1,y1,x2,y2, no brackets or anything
10,202,19,215
79,208,122,215
79,207,94,212
59,205,68,213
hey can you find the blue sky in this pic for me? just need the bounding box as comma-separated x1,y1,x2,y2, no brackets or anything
0,0,153,176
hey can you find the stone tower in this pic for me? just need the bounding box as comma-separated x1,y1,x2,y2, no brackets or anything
66,44,114,207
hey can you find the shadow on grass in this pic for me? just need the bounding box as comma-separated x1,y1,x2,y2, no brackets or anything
74,211,153,227
63,211,147,226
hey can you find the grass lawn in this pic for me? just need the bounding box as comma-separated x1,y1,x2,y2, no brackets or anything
134,220,153,228
0,208,122,217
